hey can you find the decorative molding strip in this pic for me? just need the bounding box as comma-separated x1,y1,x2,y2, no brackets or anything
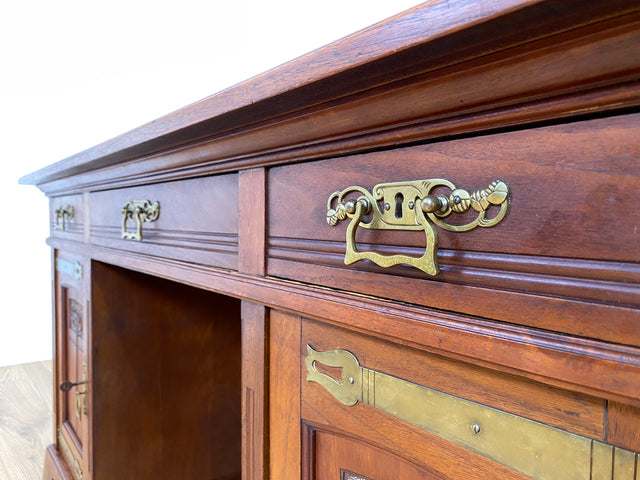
268,237,640,307
90,225,238,253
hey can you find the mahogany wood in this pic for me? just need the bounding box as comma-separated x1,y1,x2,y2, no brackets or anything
42,445,73,480
241,301,269,480
269,310,301,480
21,2,640,479
239,168,266,276
54,251,88,477
19,1,640,190
89,174,239,270
48,235,640,407
90,262,241,480
607,401,640,452
313,429,446,480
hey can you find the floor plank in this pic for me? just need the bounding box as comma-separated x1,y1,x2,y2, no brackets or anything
0,360,53,480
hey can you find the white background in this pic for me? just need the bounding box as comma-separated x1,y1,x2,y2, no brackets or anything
0,0,420,366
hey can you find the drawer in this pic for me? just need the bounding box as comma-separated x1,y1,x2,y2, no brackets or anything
90,174,238,270
300,318,636,480
267,114,640,345
51,194,83,241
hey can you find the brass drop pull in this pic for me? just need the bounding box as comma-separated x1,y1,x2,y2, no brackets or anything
326,178,510,275
54,205,74,231
121,200,160,241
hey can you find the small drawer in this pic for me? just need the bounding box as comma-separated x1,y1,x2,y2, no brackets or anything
267,114,640,345
90,174,238,270
51,195,83,241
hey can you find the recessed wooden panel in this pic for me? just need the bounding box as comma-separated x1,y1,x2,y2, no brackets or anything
42,445,73,480
91,262,241,480
90,174,239,269
312,428,445,480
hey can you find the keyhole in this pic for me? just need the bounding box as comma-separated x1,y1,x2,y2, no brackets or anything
395,193,404,219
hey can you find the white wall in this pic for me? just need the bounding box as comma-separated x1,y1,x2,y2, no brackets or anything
0,0,421,366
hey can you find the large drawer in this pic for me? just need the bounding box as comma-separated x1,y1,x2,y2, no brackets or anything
267,114,640,345
90,174,238,270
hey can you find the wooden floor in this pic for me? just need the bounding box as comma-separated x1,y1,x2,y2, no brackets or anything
0,360,52,480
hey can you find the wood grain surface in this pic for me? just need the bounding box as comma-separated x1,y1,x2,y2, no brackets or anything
0,360,53,480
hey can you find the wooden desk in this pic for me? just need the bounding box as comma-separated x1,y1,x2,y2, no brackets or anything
21,1,640,479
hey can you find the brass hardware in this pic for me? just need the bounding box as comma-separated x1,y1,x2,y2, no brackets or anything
76,362,88,420
56,258,83,280
326,179,509,275
54,205,74,231
121,200,160,241
305,346,639,480
58,427,83,480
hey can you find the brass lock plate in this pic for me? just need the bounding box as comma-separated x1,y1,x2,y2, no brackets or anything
326,178,509,275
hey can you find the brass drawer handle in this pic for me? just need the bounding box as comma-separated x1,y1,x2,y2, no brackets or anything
121,200,160,241
326,179,509,275
305,345,639,480
54,204,74,231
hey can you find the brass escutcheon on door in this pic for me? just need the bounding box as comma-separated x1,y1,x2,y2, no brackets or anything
121,200,160,241
326,179,509,275
305,346,639,480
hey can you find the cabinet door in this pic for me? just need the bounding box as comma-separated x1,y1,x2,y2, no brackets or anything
54,252,88,480
309,428,444,480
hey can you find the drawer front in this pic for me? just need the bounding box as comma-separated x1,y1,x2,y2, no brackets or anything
300,319,639,480
90,174,238,270
267,114,640,345
51,195,83,241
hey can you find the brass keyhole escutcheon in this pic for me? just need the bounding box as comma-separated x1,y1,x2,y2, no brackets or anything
326,178,510,275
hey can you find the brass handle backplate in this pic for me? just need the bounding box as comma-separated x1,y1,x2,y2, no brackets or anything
121,200,160,241
326,178,509,275
54,205,74,231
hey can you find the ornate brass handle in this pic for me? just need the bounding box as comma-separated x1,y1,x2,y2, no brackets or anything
326,179,509,275
54,205,74,231
305,346,638,480
121,200,160,241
